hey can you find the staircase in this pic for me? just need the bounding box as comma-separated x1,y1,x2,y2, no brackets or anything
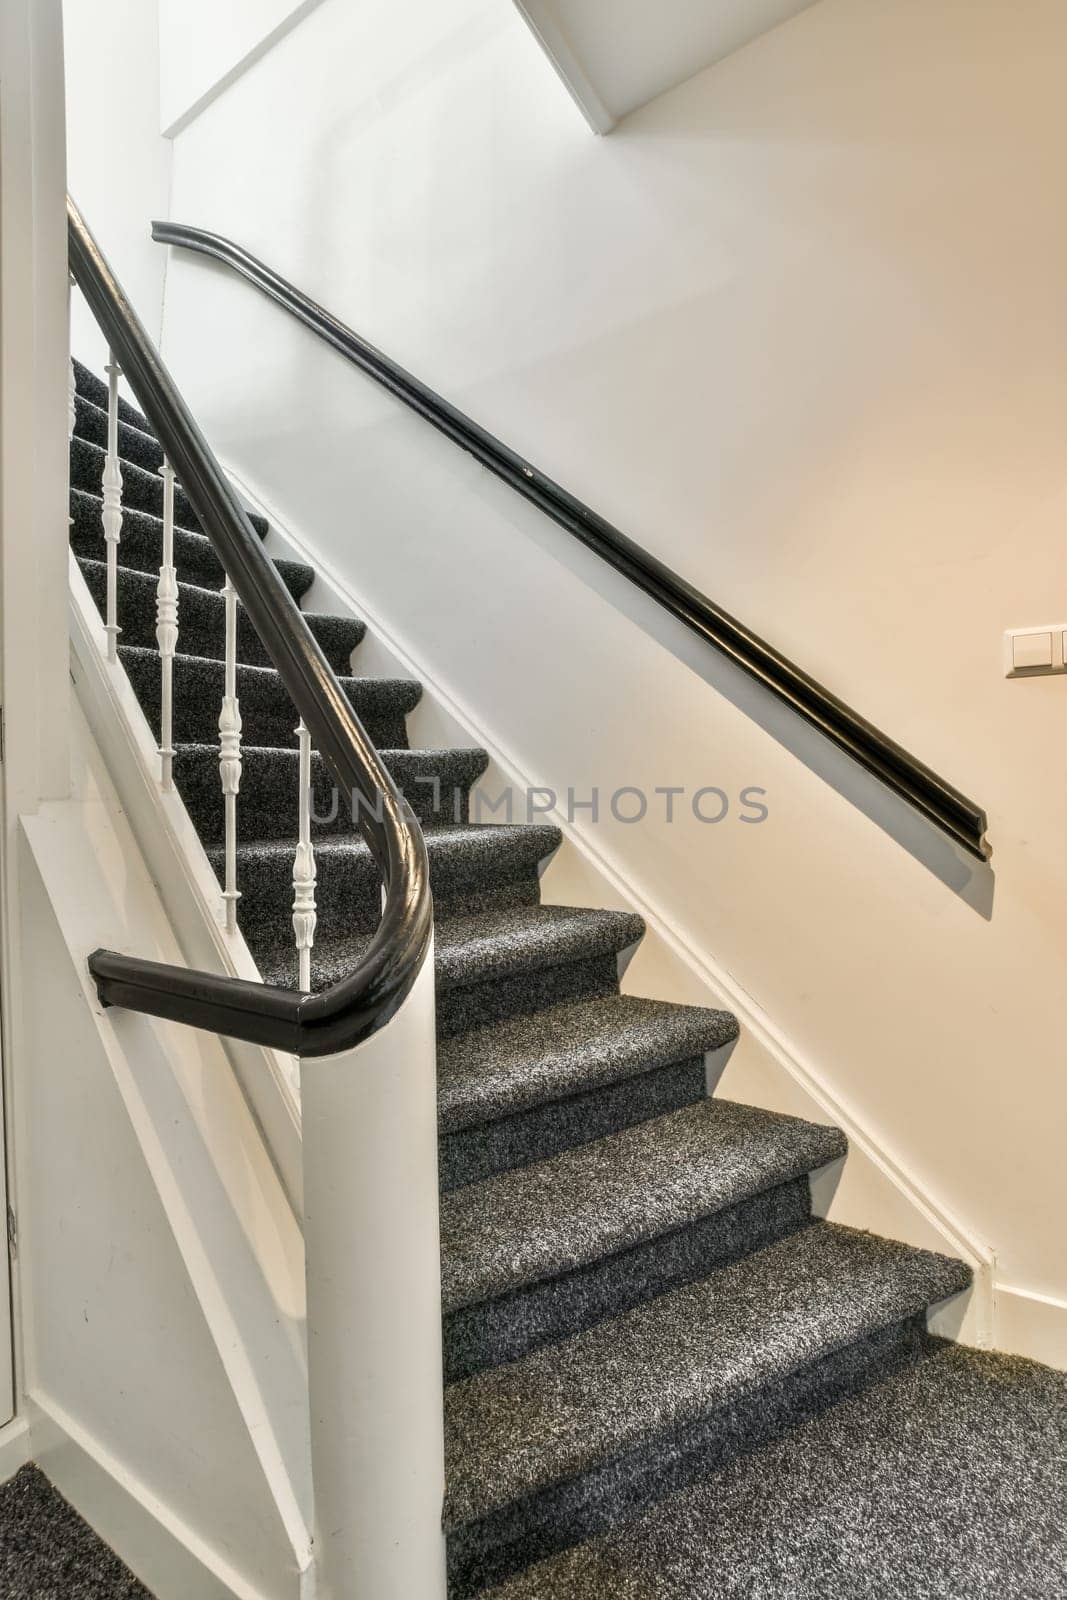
68,358,972,1596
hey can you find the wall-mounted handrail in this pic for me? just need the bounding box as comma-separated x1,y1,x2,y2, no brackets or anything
70,197,434,1055
153,218,990,862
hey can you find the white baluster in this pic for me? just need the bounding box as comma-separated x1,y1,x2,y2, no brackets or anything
292,719,318,992
155,457,179,790
218,575,242,932
102,352,124,661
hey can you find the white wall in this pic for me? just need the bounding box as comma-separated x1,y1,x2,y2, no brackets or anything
159,0,1067,1324
158,0,326,136
63,0,171,369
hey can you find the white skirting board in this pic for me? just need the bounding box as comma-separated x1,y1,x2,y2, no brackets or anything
234,470,1066,1370
0,1418,31,1486
994,1284,1067,1370
30,1398,282,1600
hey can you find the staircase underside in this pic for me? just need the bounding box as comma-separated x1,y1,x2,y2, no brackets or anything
65,361,1065,1599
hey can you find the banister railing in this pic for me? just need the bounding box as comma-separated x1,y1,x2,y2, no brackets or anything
69,197,434,1055
152,218,990,863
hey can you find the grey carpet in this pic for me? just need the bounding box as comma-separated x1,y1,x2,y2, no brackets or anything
0,1466,151,1598
487,1339,1067,1600
69,362,1032,1599
442,1224,970,1594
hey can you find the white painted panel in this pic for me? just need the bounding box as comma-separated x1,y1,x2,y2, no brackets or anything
15,700,310,1596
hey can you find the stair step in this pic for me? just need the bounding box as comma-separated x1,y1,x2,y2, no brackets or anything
217,822,560,954
255,901,641,1024
72,435,207,534
75,558,364,673
485,1337,1067,1600
441,1097,844,1376
172,742,490,849
73,357,148,430
439,993,737,1190
444,1223,972,1596
439,994,737,1136
434,904,644,1037
71,489,279,592
120,645,420,751
74,394,163,474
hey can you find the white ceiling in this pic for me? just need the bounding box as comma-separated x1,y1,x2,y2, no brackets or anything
514,0,820,132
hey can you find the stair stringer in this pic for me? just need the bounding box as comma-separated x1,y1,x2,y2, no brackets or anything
16,698,312,1600
233,469,992,1348
68,550,304,1215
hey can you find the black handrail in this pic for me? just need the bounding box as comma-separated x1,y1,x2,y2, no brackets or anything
153,219,990,862
70,197,433,1055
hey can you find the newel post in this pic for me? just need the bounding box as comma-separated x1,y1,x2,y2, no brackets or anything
299,945,446,1600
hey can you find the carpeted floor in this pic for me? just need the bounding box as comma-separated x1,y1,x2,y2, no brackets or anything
489,1339,1067,1599
0,1467,150,1598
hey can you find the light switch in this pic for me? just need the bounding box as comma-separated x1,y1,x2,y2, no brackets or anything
1004,625,1066,677
1012,630,1053,671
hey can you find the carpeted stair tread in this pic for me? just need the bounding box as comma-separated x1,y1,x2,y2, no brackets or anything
74,393,164,473
258,900,643,994
76,558,364,671
71,489,282,590
440,1098,846,1315
216,821,561,944
223,820,556,873
443,1221,972,1531
119,644,420,750
484,1339,1067,1600
172,742,490,848
434,904,644,993
72,434,213,534
439,994,737,1134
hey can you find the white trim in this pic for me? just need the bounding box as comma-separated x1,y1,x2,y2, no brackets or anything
0,1417,30,1485
67,554,304,1213
510,1,616,134
994,1283,1067,1371
234,471,995,1344
30,1396,298,1600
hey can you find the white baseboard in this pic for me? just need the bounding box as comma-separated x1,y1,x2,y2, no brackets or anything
232,473,994,1346
994,1284,1067,1370
30,1395,300,1600
0,1417,31,1484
